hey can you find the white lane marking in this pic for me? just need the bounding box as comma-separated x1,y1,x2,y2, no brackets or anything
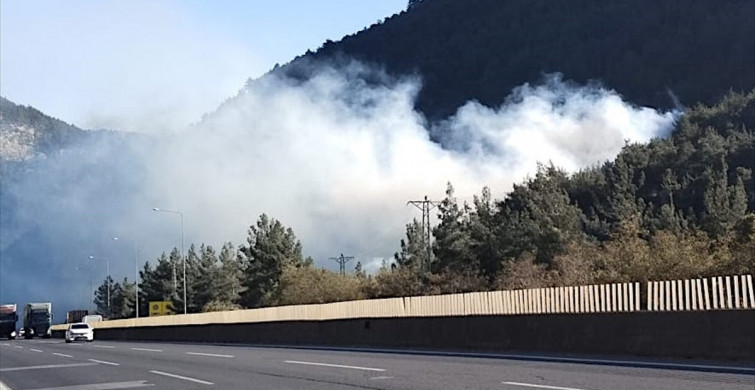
88,359,120,366
185,352,234,358
25,380,154,389
53,353,74,358
30,348,43,352
149,370,213,385
502,382,588,390
13,346,23,349
370,376,394,380
0,363,97,372
0,380,12,390
93,345,115,349
131,348,162,352
302,346,755,374
284,360,386,372
1,343,10,346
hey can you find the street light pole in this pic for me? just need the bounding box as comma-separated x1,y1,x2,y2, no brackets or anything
152,208,187,314
113,237,140,318
85,258,93,313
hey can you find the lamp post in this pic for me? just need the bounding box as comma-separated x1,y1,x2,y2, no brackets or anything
152,207,186,314
89,255,110,315
76,262,93,312
112,237,140,318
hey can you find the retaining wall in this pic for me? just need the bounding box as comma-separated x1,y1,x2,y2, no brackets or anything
74,310,754,361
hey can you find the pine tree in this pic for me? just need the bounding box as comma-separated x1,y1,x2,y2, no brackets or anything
468,186,499,280
214,242,244,307
703,160,748,236
432,182,475,273
193,244,220,312
93,276,115,318
354,261,366,279
139,252,178,315
394,218,428,271
496,164,585,264
110,278,135,319
238,214,307,308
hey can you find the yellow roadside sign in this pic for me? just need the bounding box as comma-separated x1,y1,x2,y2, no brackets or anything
148,301,175,316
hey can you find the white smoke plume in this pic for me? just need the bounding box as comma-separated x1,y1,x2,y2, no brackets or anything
0,62,678,317
144,64,677,270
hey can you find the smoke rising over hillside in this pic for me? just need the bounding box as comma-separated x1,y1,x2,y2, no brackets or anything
0,62,677,318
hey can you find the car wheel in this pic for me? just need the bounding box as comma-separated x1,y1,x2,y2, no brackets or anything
65,339,72,343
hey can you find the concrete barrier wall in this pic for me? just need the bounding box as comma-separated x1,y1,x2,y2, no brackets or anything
86,310,754,361
51,274,753,333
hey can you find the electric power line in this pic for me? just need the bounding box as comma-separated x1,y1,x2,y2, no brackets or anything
329,253,355,276
407,195,440,272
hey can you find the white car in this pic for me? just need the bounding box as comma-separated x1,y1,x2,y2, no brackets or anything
65,322,93,343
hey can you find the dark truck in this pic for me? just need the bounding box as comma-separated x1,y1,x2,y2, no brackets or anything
66,310,89,324
23,302,52,339
0,304,18,339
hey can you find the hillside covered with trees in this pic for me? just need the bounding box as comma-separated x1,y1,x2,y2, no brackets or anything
281,0,754,124
97,91,755,318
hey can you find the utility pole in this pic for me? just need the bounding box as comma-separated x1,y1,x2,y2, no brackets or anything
329,253,354,276
153,208,187,315
407,195,440,273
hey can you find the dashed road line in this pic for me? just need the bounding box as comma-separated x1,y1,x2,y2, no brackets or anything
0,363,97,372
88,359,120,366
150,370,213,385
502,382,588,390
370,376,394,380
53,353,74,358
30,348,43,352
185,352,234,358
284,360,386,372
131,348,162,352
92,345,115,349
26,380,154,389
12,346,22,349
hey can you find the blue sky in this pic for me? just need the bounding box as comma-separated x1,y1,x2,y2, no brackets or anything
0,0,407,132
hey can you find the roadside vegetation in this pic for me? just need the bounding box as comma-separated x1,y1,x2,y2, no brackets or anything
95,91,755,319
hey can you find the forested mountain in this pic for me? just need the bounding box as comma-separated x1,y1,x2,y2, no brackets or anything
422,90,755,289
3,1,754,318
284,0,754,122
0,97,89,162
92,91,749,319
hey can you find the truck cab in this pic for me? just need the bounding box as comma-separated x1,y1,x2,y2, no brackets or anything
23,303,52,339
0,304,18,339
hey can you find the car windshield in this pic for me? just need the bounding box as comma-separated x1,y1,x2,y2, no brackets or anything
70,324,90,329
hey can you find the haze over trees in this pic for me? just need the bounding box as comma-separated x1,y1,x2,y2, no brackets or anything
1,0,752,319
96,91,755,319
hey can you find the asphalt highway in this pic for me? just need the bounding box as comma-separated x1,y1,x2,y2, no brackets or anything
1,338,753,390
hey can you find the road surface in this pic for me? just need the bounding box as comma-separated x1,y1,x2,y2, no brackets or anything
1,338,753,390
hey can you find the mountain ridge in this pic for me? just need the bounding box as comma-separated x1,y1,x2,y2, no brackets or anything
278,0,754,121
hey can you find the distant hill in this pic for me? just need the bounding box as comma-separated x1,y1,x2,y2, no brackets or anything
0,97,89,161
283,0,755,121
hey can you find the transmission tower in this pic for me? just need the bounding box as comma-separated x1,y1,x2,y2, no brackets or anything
407,195,440,272
329,253,355,276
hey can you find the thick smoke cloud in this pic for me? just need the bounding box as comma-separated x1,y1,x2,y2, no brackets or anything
0,62,677,319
